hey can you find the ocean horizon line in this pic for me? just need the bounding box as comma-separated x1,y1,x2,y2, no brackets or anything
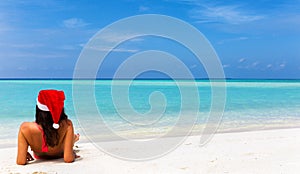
1,77,300,81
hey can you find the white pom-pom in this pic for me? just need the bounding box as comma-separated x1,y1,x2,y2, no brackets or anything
53,123,59,129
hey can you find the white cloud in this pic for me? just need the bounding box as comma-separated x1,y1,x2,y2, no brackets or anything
218,36,248,44
265,62,287,70
5,53,69,59
95,31,135,43
79,43,86,47
279,63,286,68
17,66,28,71
173,0,264,24
189,3,264,24
93,30,146,47
190,64,197,69
83,31,140,53
139,6,150,12
238,58,246,63
130,37,144,42
102,48,139,53
80,31,143,53
252,61,259,67
0,43,44,48
85,46,139,53
63,18,89,28
60,45,78,50
223,64,230,68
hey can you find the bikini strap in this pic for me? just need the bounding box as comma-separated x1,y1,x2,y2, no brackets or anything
35,123,48,152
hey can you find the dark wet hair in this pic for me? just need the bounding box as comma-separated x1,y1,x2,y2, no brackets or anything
35,106,68,147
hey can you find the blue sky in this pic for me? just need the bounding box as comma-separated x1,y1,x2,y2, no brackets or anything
0,0,299,79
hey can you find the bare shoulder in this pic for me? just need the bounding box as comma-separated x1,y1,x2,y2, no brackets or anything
66,119,73,125
61,119,74,130
19,122,39,134
63,119,73,127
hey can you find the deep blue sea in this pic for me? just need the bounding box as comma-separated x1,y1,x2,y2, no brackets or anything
1,79,300,147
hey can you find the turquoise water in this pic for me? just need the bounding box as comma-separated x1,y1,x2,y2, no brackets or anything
1,79,300,147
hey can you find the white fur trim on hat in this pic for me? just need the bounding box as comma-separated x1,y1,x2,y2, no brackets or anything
53,123,60,129
36,98,50,111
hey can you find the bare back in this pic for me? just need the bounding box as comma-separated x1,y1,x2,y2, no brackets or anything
17,119,76,164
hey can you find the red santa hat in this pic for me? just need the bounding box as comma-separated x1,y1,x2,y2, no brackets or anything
36,89,65,129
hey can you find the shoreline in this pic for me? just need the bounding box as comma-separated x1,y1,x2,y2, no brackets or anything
2,127,300,173
2,122,300,148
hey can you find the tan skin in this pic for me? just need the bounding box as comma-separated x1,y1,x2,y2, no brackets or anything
16,119,79,165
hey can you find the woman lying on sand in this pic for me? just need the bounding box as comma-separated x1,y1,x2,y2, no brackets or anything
16,89,79,165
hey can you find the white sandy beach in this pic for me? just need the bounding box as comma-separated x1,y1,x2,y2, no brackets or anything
1,128,300,174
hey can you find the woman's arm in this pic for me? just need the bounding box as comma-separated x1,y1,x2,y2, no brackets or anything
63,120,75,163
16,123,29,165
